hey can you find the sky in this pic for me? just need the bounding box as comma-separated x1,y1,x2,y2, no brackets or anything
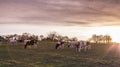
0,0,120,42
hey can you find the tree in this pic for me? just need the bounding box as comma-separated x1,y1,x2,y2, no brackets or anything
97,35,104,43
90,34,112,44
47,31,58,41
103,35,112,43
55,35,63,41
62,36,69,42
91,34,98,43
21,33,31,40
71,37,78,41
0,36,7,42
30,35,38,40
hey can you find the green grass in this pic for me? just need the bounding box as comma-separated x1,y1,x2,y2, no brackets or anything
0,41,120,67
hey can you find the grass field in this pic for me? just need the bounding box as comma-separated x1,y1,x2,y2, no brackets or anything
0,41,120,67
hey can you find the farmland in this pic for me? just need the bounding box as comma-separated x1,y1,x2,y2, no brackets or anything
0,41,120,67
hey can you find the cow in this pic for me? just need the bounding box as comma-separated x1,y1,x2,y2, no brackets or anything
75,41,91,52
55,40,65,49
24,39,38,49
9,38,17,45
68,41,78,48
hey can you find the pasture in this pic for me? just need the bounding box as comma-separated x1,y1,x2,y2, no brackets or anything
0,41,120,67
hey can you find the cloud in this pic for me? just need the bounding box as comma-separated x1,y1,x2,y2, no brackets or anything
0,0,120,26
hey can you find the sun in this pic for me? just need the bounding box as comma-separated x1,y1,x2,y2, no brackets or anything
93,26,120,43
111,35,120,43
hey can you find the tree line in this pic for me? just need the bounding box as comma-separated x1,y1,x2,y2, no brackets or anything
0,32,77,42
0,32,112,44
89,34,112,44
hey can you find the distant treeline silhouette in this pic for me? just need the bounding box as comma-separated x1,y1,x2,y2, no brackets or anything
89,34,112,44
0,32,112,44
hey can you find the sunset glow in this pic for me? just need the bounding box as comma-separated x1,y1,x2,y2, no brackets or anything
0,0,120,43
0,24,120,43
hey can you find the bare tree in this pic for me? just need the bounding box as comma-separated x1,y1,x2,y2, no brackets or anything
103,35,112,43
71,37,78,41
90,34,112,44
62,36,69,42
47,31,58,41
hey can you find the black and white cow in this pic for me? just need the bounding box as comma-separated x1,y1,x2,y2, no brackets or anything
24,39,38,49
55,40,65,49
75,41,91,52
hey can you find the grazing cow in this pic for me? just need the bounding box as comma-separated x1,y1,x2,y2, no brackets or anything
9,38,17,45
75,41,91,52
55,40,65,49
84,41,91,51
24,39,38,49
68,41,78,48
24,39,30,44
75,41,84,52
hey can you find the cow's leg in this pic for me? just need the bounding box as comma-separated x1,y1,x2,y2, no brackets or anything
84,46,87,52
88,45,91,50
61,44,64,49
55,44,59,49
78,47,81,52
76,46,80,52
68,44,70,47
58,45,62,49
24,44,27,49
76,47,78,52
